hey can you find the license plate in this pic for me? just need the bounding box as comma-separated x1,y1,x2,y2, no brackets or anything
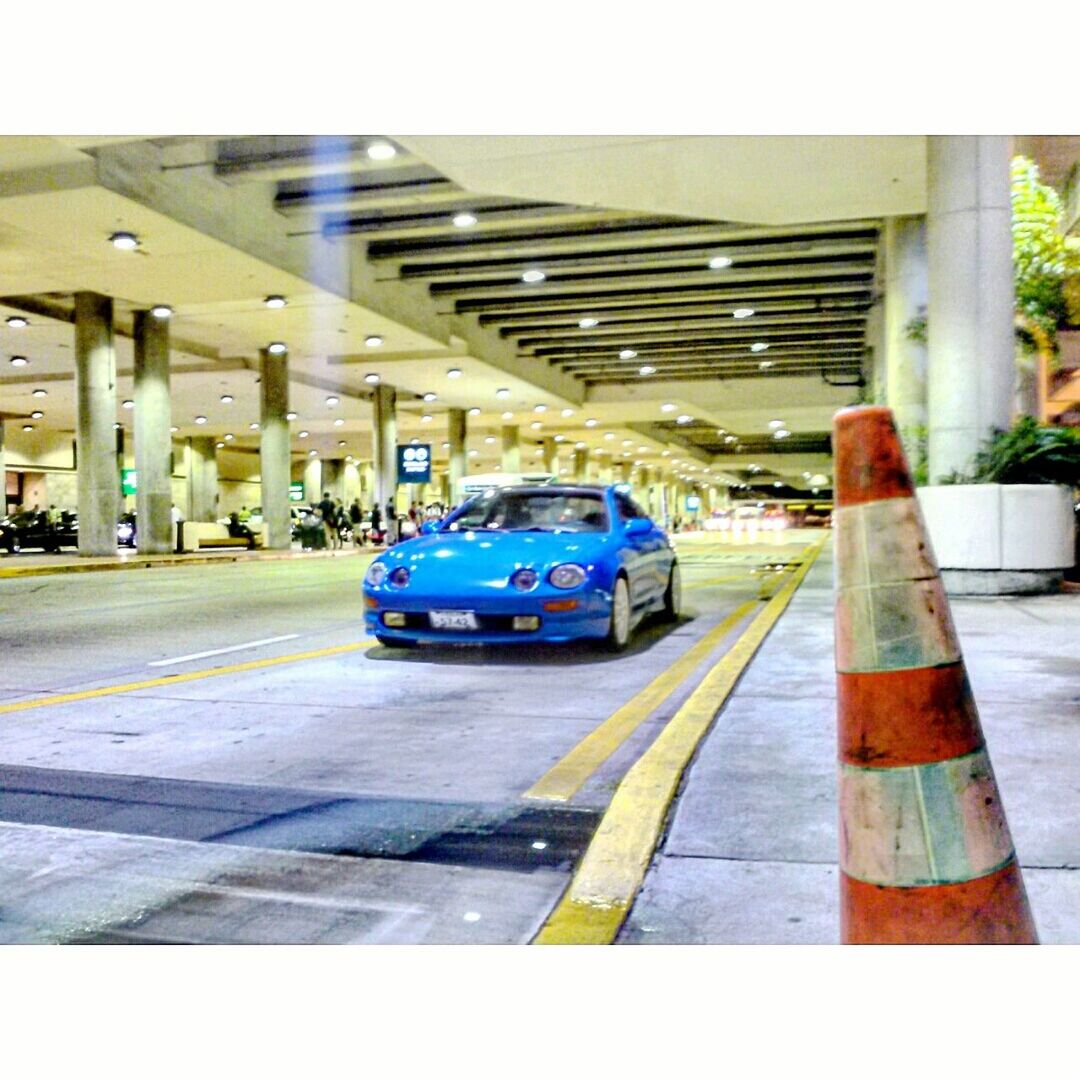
429,610,479,630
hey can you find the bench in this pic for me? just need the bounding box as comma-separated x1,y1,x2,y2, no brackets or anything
181,522,265,552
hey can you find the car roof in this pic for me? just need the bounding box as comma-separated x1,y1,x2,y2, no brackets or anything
472,483,610,497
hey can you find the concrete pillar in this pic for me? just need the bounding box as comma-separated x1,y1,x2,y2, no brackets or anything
620,461,633,484
187,437,218,521
501,425,521,473
372,383,397,525
74,292,118,556
573,446,590,482
448,408,466,498
260,347,291,549
303,456,322,504
884,216,929,437
133,310,173,553
596,457,613,485
0,419,5,513
542,437,557,474
927,137,1015,482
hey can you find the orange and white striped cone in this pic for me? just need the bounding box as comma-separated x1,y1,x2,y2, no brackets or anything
833,405,1038,944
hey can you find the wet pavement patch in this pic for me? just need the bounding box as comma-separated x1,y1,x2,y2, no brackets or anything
0,764,600,873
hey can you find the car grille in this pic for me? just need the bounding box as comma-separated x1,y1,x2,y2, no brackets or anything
396,612,538,632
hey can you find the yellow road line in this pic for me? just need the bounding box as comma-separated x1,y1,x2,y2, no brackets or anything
0,641,374,716
683,571,758,588
524,600,760,803
533,540,823,944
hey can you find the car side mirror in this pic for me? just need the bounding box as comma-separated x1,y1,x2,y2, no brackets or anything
625,517,652,536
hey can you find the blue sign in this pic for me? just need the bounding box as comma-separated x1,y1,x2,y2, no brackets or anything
397,443,431,484
685,495,701,511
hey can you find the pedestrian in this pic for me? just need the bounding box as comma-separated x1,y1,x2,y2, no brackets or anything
227,511,257,550
349,499,363,547
171,503,184,553
317,490,336,550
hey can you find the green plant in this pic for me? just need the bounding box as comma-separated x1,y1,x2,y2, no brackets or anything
900,424,928,486
942,416,1080,486
903,309,927,345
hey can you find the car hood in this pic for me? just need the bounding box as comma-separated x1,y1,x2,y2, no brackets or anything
377,528,615,585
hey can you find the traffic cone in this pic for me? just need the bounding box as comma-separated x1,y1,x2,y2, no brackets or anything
832,405,1038,944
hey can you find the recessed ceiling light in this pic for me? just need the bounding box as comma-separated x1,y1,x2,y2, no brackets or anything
298,430,309,438
6,316,28,328
492,388,511,401
709,256,733,270
409,438,419,445
10,356,28,367
554,434,566,443
534,404,547,413
421,414,432,423
448,368,463,379
170,426,179,433
676,414,693,425
31,388,47,398
530,421,542,430
468,407,481,416
249,422,259,430
30,410,43,419
326,396,340,406
522,269,546,284
220,394,234,404
468,449,478,457
151,304,172,319
267,341,287,355
575,441,587,450
733,308,755,319
622,439,633,446
121,399,134,409
309,449,318,457
334,418,345,426
286,411,298,420
365,335,383,348
773,429,790,440
768,419,785,429
422,392,437,402
109,231,139,250
442,442,450,449
759,360,773,370
585,418,598,428
224,433,234,441
501,411,514,420
750,342,770,353
367,141,396,160
638,446,647,452
484,435,495,444
364,373,380,384
725,435,737,444
453,212,477,228
560,408,574,418
194,415,207,424
604,432,615,440
264,295,287,309
638,365,657,376
578,317,599,329
661,449,671,456
619,349,637,360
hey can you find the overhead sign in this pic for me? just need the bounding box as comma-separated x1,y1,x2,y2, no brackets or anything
685,495,701,511
289,482,305,503
121,468,137,496
397,443,431,484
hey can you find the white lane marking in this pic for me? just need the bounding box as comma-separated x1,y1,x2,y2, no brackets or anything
147,634,300,667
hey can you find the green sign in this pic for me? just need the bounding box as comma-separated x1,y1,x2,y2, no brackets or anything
121,468,137,496
289,482,305,503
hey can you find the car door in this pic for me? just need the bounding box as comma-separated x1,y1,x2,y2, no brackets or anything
628,495,672,601
612,491,659,607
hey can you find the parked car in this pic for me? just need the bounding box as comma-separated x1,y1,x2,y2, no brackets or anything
363,484,679,652
0,510,78,553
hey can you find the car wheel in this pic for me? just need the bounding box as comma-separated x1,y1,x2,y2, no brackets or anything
660,563,681,622
375,635,414,649
604,575,632,653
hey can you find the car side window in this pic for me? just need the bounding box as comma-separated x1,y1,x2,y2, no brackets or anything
614,492,640,522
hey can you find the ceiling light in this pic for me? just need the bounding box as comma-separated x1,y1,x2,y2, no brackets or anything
113,423,121,430
109,231,139,250
660,403,677,413
661,449,671,457
774,481,783,488
220,394,234,404
286,411,298,420
326,396,340,406
10,356,28,367
410,437,420,445
367,141,396,160
619,349,637,360
578,317,599,329
421,414,432,423
121,399,134,409
501,411,514,420
575,441,586,450
447,368,463,379
638,365,656,376
453,212,477,228
422,392,437,402
534,404,546,413
334,418,345,426
364,373,380,384
484,436,495,444
585,418,598,428
441,442,450,449
751,342,770,353
557,408,572,419
676,414,693,425
733,308,755,319
622,439,633,446
151,304,172,319
468,407,481,416
709,256,733,270
308,449,318,457
216,442,225,449
638,446,647,452
6,316,27,328
194,415,207,424
554,434,566,443
468,449,478,457
773,429,790,440
758,360,773,370
530,421,542,430
495,388,510,399
249,422,259,430
604,432,615,440
31,388,47,398
365,335,383,348
298,430,309,438
267,341,287,355
224,433,234,441
522,269,546,284
170,426,179,433
30,410,43,419
264,295,287,309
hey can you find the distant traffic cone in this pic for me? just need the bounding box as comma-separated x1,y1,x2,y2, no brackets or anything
832,405,1038,944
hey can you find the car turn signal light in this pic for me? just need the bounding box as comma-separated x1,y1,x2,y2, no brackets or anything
542,598,579,613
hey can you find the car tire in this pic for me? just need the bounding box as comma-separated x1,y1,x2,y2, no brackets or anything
604,575,632,653
375,635,414,649
660,563,681,622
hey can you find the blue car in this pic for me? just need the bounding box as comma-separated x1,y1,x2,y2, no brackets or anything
363,484,680,651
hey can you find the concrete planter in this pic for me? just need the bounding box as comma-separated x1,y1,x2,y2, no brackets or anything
916,484,1076,595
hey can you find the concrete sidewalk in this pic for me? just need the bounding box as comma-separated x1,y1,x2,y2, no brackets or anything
622,542,1080,944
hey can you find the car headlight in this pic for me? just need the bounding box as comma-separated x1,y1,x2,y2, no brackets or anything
510,568,539,591
549,563,586,589
388,566,411,587
365,562,387,587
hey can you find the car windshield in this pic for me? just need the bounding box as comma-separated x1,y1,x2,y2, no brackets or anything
446,489,609,533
